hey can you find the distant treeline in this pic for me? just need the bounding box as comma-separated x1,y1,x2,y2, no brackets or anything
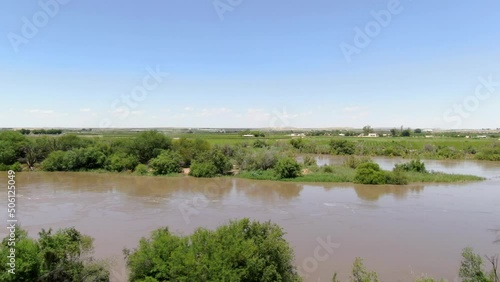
0,130,499,175
18,129,63,135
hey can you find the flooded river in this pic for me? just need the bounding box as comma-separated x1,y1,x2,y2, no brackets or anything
1,157,499,281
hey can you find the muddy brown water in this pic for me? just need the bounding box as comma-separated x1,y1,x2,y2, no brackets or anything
1,157,499,281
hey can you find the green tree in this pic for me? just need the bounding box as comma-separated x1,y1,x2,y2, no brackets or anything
41,151,66,171
0,227,108,282
149,150,183,175
56,134,87,151
390,128,398,137
290,138,305,150
459,247,491,282
275,157,301,179
129,131,172,163
0,140,17,165
414,128,422,134
106,153,139,172
401,129,412,137
125,219,301,282
189,161,219,178
330,140,355,155
350,258,379,282
362,125,373,136
354,162,387,185
194,147,232,176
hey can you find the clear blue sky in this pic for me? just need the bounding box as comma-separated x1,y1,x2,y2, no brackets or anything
1,0,499,129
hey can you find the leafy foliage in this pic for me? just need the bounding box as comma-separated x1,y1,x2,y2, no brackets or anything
149,150,183,175
129,131,172,164
354,162,387,185
0,227,108,282
275,158,302,179
330,140,355,155
189,161,218,178
394,159,428,173
106,152,139,172
125,219,301,282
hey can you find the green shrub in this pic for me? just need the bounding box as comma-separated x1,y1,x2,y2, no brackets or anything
236,148,279,171
106,153,139,172
275,158,302,179
253,139,268,148
149,150,183,175
134,164,149,175
290,138,305,150
330,140,355,155
322,165,334,173
354,162,386,185
385,169,409,185
196,147,232,175
475,144,500,161
302,155,317,167
41,150,66,171
125,219,301,282
129,130,173,163
394,159,427,173
343,156,373,169
189,161,218,178
9,162,23,172
0,227,108,282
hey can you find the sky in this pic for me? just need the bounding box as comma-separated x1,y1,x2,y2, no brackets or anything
1,0,499,129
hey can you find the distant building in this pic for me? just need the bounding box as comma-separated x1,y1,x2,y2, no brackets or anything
243,134,255,137
339,133,345,137
290,133,306,137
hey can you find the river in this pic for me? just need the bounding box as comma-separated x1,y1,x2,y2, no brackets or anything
1,157,499,281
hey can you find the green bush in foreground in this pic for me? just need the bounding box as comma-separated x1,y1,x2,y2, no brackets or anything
125,219,301,282
275,157,302,179
0,227,108,282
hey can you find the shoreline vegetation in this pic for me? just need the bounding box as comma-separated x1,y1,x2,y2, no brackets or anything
0,130,490,184
2,220,498,282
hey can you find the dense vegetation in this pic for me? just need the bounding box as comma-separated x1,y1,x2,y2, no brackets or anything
0,130,489,184
1,221,497,281
0,227,108,282
125,219,301,282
